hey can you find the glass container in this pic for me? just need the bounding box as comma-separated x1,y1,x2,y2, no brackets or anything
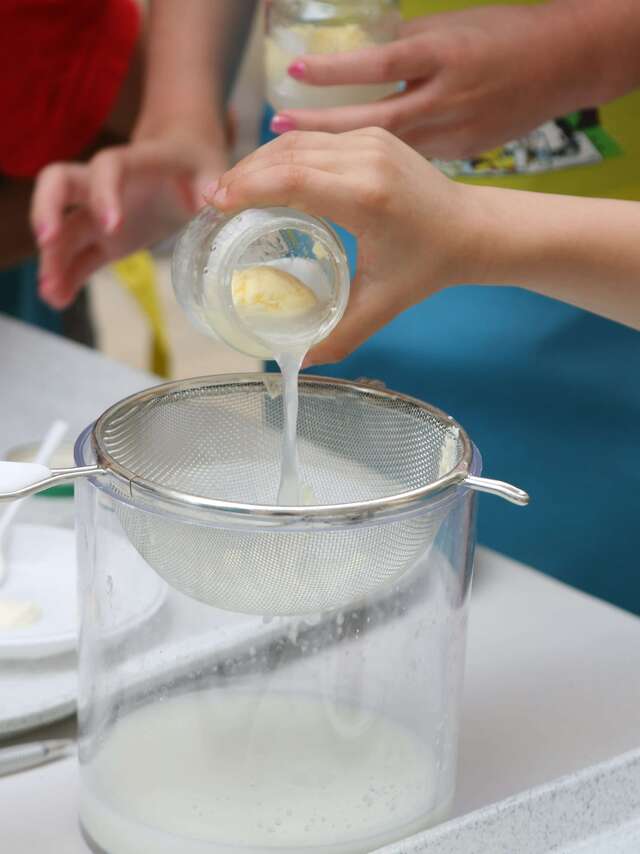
74,408,480,854
172,207,350,360
265,0,402,111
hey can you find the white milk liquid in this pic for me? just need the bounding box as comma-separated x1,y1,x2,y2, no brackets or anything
232,257,334,506
276,350,304,504
266,26,399,111
80,691,441,854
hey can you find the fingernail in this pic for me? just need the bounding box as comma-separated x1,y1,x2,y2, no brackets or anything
203,179,219,200
39,275,58,300
270,114,297,135
36,224,54,246
212,186,228,206
101,209,120,233
301,357,314,370
287,60,306,80
39,276,65,308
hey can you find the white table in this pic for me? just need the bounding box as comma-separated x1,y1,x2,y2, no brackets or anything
1,316,640,853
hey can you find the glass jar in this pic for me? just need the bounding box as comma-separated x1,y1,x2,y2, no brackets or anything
265,0,402,111
73,396,481,854
172,206,350,360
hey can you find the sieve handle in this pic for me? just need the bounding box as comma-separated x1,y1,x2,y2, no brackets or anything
464,475,530,506
0,462,106,501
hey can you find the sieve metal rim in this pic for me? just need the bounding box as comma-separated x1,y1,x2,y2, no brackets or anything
89,373,474,523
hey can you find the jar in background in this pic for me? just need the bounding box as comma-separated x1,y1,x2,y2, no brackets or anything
172,206,350,359
265,0,402,111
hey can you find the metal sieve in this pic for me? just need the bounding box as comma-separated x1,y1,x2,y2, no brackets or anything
0,375,528,614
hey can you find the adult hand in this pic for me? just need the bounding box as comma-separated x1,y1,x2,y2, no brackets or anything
270,3,596,158
32,129,228,309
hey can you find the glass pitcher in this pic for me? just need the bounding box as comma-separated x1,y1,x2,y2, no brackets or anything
68,373,506,854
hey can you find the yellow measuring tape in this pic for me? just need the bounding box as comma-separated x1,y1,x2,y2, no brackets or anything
112,251,171,378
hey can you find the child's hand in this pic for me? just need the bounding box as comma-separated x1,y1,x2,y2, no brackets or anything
31,132,228,309
270,4,594,159
205,129,477,365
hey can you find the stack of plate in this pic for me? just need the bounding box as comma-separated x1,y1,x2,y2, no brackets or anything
0,521,165,738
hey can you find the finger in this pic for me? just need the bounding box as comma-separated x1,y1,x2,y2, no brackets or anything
271,86,429,135
400,124,468,159
40,209,96,283
399,18,430,38
214,150,366,196
304,273,402,366
89,139,206,230
204,131,375,200
40,244,104,310
204,131,346,198
189,156,230,211
38,210,96,306
289,35,434,87
87,142,188,232
212,165,361,225
250,130,347,157
30,163,89,246
88,149,128,234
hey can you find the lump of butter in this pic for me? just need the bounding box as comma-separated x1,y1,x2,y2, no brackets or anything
266,23,370,80
232,266,318,317
305,24,370,54
0,598,42,630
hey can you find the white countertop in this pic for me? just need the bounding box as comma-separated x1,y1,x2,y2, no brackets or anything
1,316,639,853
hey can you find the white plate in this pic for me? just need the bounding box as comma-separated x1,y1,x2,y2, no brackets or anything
0,652,76,737
0,524,166,660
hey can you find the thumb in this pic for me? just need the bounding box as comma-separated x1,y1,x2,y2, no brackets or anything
191,151,231,211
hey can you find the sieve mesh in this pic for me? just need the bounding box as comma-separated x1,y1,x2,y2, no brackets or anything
98,377,461,505
93,376,468,615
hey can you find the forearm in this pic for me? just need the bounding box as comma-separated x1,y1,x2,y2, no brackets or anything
543,0,640,109
465,186,640,328
137,0,257,141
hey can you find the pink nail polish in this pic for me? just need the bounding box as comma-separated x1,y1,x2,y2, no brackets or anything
102,210,120,233
287,60,306,80
213,187,228,205
41,283,67,310
204,179,219,199
270,114,297,135
36,224,53,245
39,276,58,303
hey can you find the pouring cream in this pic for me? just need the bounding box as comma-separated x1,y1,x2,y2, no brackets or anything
172,206,351,506
231,261,328,505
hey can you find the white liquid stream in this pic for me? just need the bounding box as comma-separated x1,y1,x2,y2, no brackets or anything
231,257,334,506
80,691,441,854
276,350,304,505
